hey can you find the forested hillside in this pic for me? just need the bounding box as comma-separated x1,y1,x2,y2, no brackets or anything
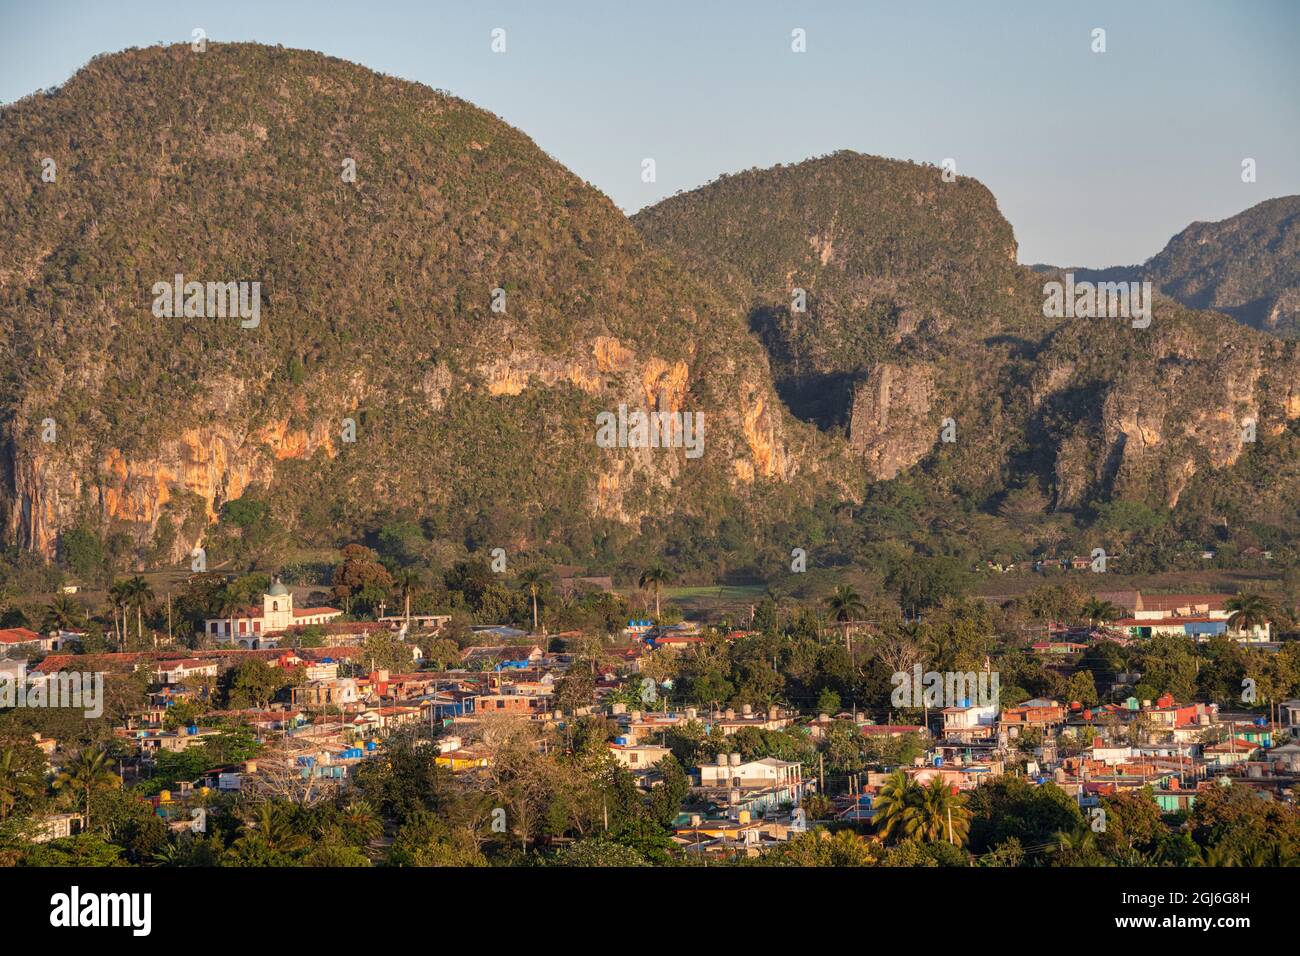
2,44,1298,585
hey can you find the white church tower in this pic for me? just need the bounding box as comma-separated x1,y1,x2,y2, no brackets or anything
262,578,294,632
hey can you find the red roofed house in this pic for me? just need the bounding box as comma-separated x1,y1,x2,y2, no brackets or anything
204,578,342,648
0,627,48,654
1144,693,1216,734
153,658,220,685
1109,593,1270,642
999,699,1067,739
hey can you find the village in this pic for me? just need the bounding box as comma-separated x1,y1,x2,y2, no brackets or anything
3,563,1298,866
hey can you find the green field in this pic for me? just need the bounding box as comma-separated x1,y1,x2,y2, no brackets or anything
665,585,767,600
663,584,767,619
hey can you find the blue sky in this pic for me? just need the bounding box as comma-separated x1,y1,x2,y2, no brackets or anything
2,0,1297,266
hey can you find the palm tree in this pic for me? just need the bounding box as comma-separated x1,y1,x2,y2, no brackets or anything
40,594,82,635
1190,843,1236,867
152,842,187,866
214,586,244,646
1054,823,1100,863
338,798,382,845
825,585,867,623
240,801,309,854
639,566,671,620
52,747,119,831
0,748,39,821
391,568,422,627
107,580,130,650
1225,592,1276,637
904,778,971,845
1249,843,1300,866
825,585,868,650
870,770,914,842
516,568,547,633
125,575,154,644
1081,597,1120,627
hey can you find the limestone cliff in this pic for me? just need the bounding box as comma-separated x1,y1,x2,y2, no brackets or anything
0,43,825,565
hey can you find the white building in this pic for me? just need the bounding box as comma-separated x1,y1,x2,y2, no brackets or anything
698,754,803,789
204,579,342,648
1110,593,1272,642
152,658,220,686
942,702,999,740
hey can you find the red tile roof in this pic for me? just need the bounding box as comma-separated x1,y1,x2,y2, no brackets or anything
32,645,364,674
1112,616,1219,626
0,627,41,645
154,658,216,670
1139,594,1228,612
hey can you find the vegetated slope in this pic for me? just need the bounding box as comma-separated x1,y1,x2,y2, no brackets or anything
634,152,1045,499
2,44,1297,577
1032,195,1300,339
0,43,839,570
636,156,1300,558
1143,196,1300,338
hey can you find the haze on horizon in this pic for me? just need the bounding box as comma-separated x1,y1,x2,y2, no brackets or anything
1,0,1297,267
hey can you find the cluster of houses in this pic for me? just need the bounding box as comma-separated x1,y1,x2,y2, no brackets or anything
909,690,1300,816
1013,590,1277,650
5,579,1300,857
1094,590,1273,642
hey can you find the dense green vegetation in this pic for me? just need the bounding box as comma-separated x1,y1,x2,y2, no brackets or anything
0,42,837,584
636,155,1300,576
0,42,1296,610
1145,196,1300,338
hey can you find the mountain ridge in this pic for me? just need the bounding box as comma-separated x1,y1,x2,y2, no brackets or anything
2,42,1298,580
1032,194,1300,339
0,43,843,571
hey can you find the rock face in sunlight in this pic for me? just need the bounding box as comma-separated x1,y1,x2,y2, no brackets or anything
2,44,1298,570
636,152,1300,523
0,43,837,563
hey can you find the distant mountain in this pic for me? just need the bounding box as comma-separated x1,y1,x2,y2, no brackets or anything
637,156,1300,537
1033,196,1300,338
0,43,837,569
634,151,1039,493
2,44,1298,577
1145,196,1300,337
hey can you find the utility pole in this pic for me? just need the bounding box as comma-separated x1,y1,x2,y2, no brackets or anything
947,805,954,844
